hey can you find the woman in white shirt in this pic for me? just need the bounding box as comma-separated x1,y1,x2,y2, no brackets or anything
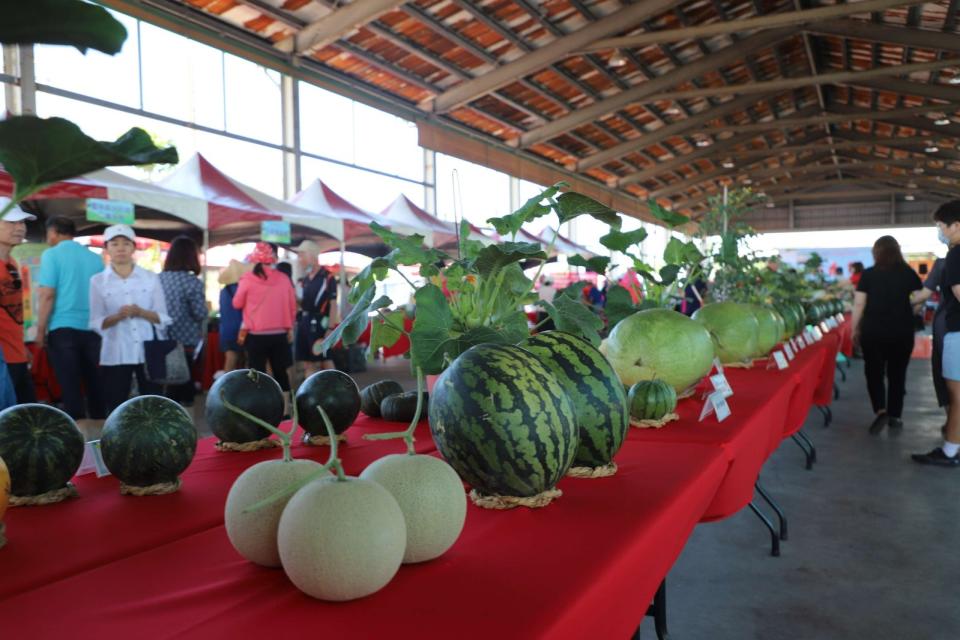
89,225,171,413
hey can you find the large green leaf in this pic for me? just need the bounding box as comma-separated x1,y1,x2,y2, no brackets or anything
369,309,406,357
663,237,703,266
487,183,564,237
604,285,637,330
600,227,648,253
349,257,389,304
539,296,603,345
369,222,448,267
658,264,681,286
409,285,454,375
321,288,390,352
473,242,546,279
0,117,178,202
555,192,621,228
647,199,690,227
557,280,593,300
568,254,611,274
1,0,127,54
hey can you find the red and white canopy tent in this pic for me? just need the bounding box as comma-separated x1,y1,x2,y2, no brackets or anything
0,166,208,242
377,194,457,249
288,179,384,255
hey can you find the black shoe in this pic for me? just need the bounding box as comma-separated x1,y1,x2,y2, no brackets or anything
888,417,903,432
868,413,888,435
911,447,960,467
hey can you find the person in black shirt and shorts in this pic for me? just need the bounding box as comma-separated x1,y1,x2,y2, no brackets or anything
851,236,923,434
914,201,960,466
293,240,338,376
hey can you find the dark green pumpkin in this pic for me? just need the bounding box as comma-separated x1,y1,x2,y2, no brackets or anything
0,404,84,497
205,369,284,444
101,395,198,487
380,391,428,423
359,380,404,418
296,370,361,436
628,380,677,421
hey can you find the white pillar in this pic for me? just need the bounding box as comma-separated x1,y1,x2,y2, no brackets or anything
423,148,436,215
281,74,300,199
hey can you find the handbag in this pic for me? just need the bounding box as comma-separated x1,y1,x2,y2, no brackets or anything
143,325,191,385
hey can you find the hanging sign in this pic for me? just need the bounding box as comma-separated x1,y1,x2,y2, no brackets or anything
772,351,789,370
261,220,291,244
699,391,731,423
86,198,134,225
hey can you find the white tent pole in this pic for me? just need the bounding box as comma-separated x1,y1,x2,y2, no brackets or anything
338,239,346,318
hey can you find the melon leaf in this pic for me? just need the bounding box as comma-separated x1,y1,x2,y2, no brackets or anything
409,285,454,375
321,288,390,353
647,199,690,227
486,183,564,238
555,192,620,228
473,242,546,279
604,285,637,330
539,296,603,346
568,254,611,274
370,309,406,355
600,227,648,254
0,0,127,54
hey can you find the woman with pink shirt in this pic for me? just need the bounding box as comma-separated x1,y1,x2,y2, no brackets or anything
232,242,297,395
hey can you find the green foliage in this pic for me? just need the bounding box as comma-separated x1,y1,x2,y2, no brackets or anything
486,183,563,237
555,192,620,228
0,0,127,54
0,117,178,207
600,227,648,254
647,199,690,227
567,254,611,274
540,295,603,345
603,285,637,330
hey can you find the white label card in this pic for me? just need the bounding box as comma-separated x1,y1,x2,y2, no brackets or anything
77,440,111,478
773,351,789,370
699,391,732,422
813,327,824,341
796,335,806,348
712,357,725,376
784,343,795,360
710,372,734,398
819,321,831,334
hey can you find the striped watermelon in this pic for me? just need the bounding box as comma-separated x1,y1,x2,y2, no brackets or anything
101,396,197,488
0,404,84,497
519,331,628,468
628,380,677,421
428,344,578,498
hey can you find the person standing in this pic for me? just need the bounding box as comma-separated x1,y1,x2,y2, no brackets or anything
912,257,948,425
914,201,960,466
216,259,249,375
158,236,207,407
88,225,171,413
851,236,922,434
0,199,36,403
34,216,106,421
233,242,297,398
293,240,337,376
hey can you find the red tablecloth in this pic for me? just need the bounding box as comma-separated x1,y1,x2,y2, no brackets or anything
839,314,854,358
812,331,843,406
0,416,435,601
782,339,830,437
0,441,728,640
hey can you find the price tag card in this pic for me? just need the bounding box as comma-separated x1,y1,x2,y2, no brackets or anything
77,440,111,478
784,343,795,360
812,327,824,341
835,313,845,323
712,357,725,376
772,350,789,370
710,372,734,398
794,335,805,349
699,391,732,423
819,321,831,334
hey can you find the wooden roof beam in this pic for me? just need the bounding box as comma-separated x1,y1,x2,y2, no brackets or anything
809,19,960,54
426,0,685,113
844,77,960,104
276,0,405,55
519,28,794,148
583,0,926,52
725,135,943,159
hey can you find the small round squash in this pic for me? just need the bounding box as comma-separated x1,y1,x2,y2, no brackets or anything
224,458,326,567
278,476,406,601
360,454,466,563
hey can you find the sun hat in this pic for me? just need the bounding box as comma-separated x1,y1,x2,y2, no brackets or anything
247,241,277,265
0,198,36,222
103,224,136,243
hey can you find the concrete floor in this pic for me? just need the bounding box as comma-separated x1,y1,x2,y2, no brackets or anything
112,355,958,638
636,357,960,640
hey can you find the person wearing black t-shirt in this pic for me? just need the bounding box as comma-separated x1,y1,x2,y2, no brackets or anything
851,236,922,434
293,240,338,376
913,201,960,466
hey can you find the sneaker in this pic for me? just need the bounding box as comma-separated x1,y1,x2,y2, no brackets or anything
868,413,888,435
888,417,903,431
911,447,960,467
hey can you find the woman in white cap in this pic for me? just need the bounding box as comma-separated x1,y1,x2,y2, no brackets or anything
0,197,37,403
88,224,171,413
294,239,338,375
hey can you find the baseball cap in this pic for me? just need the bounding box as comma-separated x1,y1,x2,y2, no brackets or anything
0,197,37,222
103,224,136,243
294,239,321,255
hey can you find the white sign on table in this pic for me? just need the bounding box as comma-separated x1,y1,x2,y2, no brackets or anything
76,440,110,478
699,391,731,423
710,372,734,398
819,321,831,334
812,327,824,341
784,343,795,360
772,351,789,370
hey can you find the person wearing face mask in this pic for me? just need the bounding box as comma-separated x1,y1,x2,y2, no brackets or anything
88,225,171,413
851,235,923,435
914,201,960,466
292,240,337,376
0,198,37,403
911,253,948,426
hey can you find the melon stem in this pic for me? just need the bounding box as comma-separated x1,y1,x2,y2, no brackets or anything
220,392,294,462
362,367,424,455
316,405,347,481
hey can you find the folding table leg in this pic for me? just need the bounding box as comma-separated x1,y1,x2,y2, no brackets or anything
748,502,781,557
796,430,818,465
635,579,671,640
834,382,840,400
836,361,847,383
755,481,788,541
816,405,833,427
791,433,815,470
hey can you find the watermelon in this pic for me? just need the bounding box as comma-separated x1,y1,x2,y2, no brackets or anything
205,369,284,444
0,404,83,497
360,380,404,418
628,380,677,421
519,331,628,468
0,455,8,523
101,395,198,488
429,344,578,498
693,302,759,364
296,370,361,437
748,305,782,356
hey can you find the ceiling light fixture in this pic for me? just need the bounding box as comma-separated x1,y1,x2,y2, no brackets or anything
722,159,735,169
949,76,960,85
907,181,918,189
696,138,712,148
905,194,916,201
608,49,628,68
926,142,940,153
914,167,925,174
935,117,951,126
766,201,776,208
743,178,753,185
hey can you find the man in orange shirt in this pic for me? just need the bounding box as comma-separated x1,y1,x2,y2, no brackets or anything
0,198,37,403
